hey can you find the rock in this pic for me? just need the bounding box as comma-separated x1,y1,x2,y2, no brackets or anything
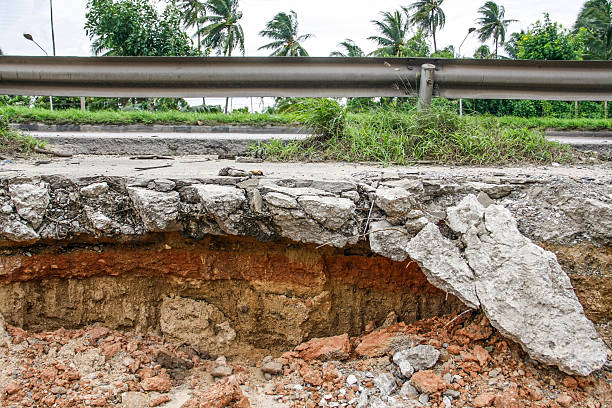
556,394,573,407
406,223,480,309
9,181,49,228
141,373,172,392
0,313,9,348
561,376,578,389
368,221,410,261
449,195,609,376
299,364,323,386
346,374,358,386
297,195,355,230
473,345,491,366
261,361,283,375
121,391,149,408
410,370,446,394
156,348,193,370
127,187,180,232
295,334,350,361
210,365,233,378
0,218,39,241
442,396,452,408
5,381,20,395
418,394,429,406
193,184,246,234
477,191,494,208
399,382,419,399
493,387,520,408
375,186,415,217
218,167,249,177
398,360,414,379
263,192,298,209
50,386,67,395
473,393,495,408
340,190,360,203
405,216,429,234
80,182,109,197
373,373,396,396
148,178,176,192
84,207,118,233
393,345,440,371
355,326,413,357
443,389,460,399
184,378,250,408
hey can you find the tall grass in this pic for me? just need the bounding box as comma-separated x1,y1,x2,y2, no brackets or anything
256,106,574,165
0,106,297,127
0,113,45,155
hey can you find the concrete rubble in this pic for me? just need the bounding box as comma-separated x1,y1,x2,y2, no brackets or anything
0,170,611,378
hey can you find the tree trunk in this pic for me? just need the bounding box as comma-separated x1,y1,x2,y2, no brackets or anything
225,41,232,114
495,38,498,59
431,13,437,53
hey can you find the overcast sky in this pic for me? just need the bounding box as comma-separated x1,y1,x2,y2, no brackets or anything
1,0,584,58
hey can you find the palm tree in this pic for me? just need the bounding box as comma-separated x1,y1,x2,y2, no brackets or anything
330,39,365,57
409,0,445,53
198,0,244,57
368,8,411,57
258,11,312,56
198,0,244,112
475,1,516,58
473,44,494,59
177,0,206,51
575,0,612,60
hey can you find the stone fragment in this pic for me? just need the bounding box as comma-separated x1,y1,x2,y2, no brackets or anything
406,223,479,309
263,192,298,209
0,313,9,348
84,207,118,233
473,393,495,408
297,195,355,230
210,365,233,377
80,182,109,197
375,186,414,217
477,191,495,208
141,373,172,392
121,391,149,408
299,364,323,386
127,187,179,232
346,374,358,386
410,370,446,394
397,360,414,379
373,373,397,396
193,184,246,234
405,216,429,234
261,361,283,375
399,382,419,399
556,394,573,407
393,345,440,371
9,181,49,228
148,178,176,192
449,195,609,376
295,334,350,361
183,379,250,408
0,218,39,241
368,220,410,261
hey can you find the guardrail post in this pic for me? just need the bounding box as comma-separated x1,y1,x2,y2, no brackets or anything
80,97,86,111
418,64,436,112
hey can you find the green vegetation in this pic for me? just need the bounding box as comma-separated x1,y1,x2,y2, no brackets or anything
516,15,587,60
0,106,295,127
259,10,312,56
255,104,574,165
85,0,199,56
0,114,45,155
2,105,611,131
574,0,611,60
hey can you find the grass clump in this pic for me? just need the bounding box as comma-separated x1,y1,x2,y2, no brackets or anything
0,106,297,127
0,113,45,156
497,116,612,131
256,103,574,165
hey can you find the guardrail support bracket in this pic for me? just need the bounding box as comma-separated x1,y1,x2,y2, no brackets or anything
418,64,436,112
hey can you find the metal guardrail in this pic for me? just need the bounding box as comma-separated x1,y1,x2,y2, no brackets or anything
1,56,611,101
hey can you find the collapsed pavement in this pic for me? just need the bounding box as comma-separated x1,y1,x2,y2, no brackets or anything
0,167,610,381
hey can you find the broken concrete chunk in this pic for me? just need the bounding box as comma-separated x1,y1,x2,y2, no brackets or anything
263,192,298,209
193,184,246,234
450,195,609,376
393,344,440,371
368,221,409,261
375,186,415,217
9,182,49,228
297,195,355,230
0,218,39,242
84,206,118,234
446,195,484,235
406,223,479,309
80,182,109,197
127,187,180,232
147,179,176,192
